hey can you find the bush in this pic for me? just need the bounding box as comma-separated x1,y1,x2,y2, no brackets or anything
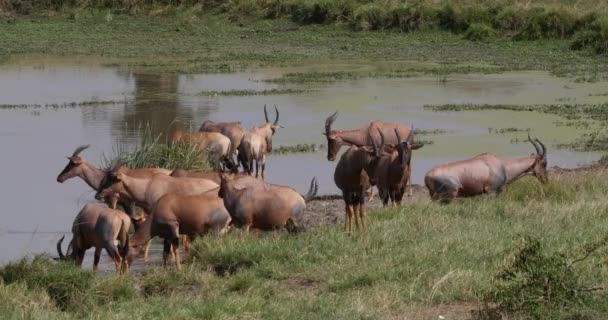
289,0,345,24
571,16,608,54
493,6,527,36
480,236,605,319
352,4,389,31
515,7,578,40
463,23,496,41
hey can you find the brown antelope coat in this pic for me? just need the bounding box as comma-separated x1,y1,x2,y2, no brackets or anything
56,202,131,272
238,105,282,181
425,135,548,201
375,127,414,206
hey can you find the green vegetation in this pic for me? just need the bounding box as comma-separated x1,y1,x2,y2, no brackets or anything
488,127,530,134
105,126,214,171
413,128,448,135
272,143,324,154
2,172,608,319
0,100,120,109
199,88,310,96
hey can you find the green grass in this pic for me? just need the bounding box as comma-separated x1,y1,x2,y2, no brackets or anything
198,88,310,96
0,100,121,109
0,13,607,81
271,143,324,154
104,125,214,171
3,172,608,319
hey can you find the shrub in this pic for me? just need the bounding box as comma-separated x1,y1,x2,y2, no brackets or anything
493,6,527,36
571,16,608,54
352,4,389,31
463,23,496,41
480,236,605,319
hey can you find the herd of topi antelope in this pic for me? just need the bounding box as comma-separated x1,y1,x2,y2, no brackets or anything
54,105,548,272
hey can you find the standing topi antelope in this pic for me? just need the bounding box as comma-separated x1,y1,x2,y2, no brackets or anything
375,127,414,206
334,128,385,234
425,134,548,202
323,111,422,197
238,105,282,181
169,130,237,171
199,120,246,167
218,174,318,233
56,202,131,272
125,188,232,271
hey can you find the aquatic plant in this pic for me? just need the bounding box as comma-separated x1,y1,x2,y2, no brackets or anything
198,88,309,96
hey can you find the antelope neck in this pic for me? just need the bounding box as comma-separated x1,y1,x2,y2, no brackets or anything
81,162,106,191
502,156,537,184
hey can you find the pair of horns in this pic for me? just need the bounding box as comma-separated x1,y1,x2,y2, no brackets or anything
264,104,280,125
324,111,338,136
528,133,546,158
395,126,414,145
369,127,385,157
69,144,90,158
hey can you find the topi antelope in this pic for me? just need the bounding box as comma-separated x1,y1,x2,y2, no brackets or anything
425,134,548,202
56,202,131,272
375,127,414,206
199,120,246,166
218,174,318,233
334,128,385,234
170,168,246,184
95,162,219,213
323,111,421,197
125,189,231,271
169,131,237,172
238,105,283,181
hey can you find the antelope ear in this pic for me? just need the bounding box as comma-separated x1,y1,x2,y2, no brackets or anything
272,124,284,129
321,132,327,136
115,172,125,181
328,133,337,139
72,157,83,164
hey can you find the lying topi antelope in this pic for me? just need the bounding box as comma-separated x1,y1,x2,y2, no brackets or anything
238,105,283,181
169,130,237,172
199,120,246,166
125,188,232,271
334,128,385,234
218,174,318,233
425,134,548,202
324,111,422,197
375,127,414,206
56,201,130,272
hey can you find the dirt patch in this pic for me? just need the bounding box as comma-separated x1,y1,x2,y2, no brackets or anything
302,183,430,230
212,260,255,277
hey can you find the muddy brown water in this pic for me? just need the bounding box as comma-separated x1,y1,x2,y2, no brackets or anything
0,61,605,270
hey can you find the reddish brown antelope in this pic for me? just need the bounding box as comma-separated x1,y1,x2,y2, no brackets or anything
218,175,318,233
57,145,171,262
375,127,414,206
125,189,231,271
425,134,548,202
169,168,246,184
56,202,131,272
169,131,236,171
95,162,219,212
199,120,246,166
323,111,421,197
238,105,282,181
334,128,385,234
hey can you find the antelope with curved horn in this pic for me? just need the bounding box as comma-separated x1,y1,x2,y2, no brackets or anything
425,134,548,202
199,120,246,167
334,128,386,234
169,131,237,172
95,161,219,212
218,175,318,234
238,105,283,181
56,202,131,272
56,146,171,262
375,126,415,206
324,111,421,197
125,188,232,271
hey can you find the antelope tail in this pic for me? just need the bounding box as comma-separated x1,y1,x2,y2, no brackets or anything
56,235,66,260
302,176,319,202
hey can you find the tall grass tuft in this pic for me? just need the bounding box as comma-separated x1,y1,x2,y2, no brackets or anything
105,125,214,171
571,16,608,54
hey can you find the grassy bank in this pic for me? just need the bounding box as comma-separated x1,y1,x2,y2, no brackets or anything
2,171,608,319
0,9,606,81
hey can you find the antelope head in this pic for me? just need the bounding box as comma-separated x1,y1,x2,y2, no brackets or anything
218,173,236,199
361,127,386,185
528,133,548,184
57,144,90,183
95,160,129,201
263,104,283,133
395,126,414,167
323,111,341,161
